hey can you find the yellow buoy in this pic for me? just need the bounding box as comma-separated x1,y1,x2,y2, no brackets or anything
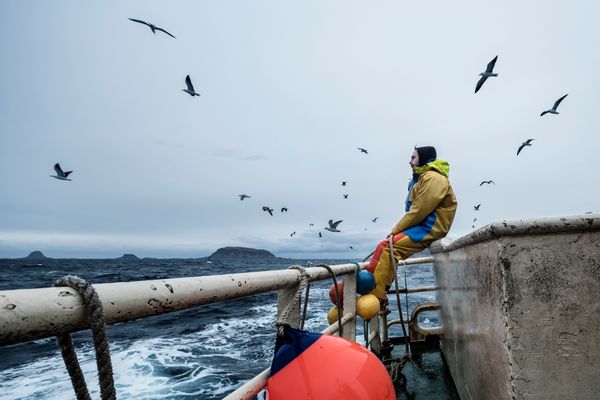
327,305,342,325
356,294,380,319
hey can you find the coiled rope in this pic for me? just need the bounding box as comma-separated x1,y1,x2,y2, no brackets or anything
54,275,116,400
275,265,310,337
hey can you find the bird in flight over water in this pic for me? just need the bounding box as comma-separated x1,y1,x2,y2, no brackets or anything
128,18,176,38
238,194,251,200
540,94,568,117
342,181,347,186
480,180,495,186
343,194,349,199
517,139,535,156
309,223,314,227
50,163,73,181
325,219,343,232
290,231,296,237
318,232,322,238
349,246,354,250
262,206,274,216
475,55,498,93
182,75,200,96
372,217,379,223
474,204,481,211
281,207,288,212
357,148,368,154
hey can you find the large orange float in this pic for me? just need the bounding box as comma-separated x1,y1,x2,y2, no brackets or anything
266,327,395,399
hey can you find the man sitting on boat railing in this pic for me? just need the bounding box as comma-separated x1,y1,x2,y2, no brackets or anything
366,145,457,300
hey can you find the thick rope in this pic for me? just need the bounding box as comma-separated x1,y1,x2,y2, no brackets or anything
275,266,310,337
54,275,116,400
314,263,344,337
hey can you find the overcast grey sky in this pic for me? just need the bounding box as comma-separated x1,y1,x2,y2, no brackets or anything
1,1,598,258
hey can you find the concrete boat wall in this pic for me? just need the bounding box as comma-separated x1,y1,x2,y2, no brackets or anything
430,214,600,400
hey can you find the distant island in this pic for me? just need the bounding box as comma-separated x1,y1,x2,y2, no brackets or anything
208,246,276,260
115,254,140,261
20,251,51,261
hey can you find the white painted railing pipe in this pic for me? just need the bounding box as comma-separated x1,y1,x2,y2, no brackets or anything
0,263,362,346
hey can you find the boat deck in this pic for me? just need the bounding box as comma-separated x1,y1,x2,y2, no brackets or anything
390,338,460,400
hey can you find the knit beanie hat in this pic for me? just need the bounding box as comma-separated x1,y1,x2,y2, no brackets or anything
415,146,437,167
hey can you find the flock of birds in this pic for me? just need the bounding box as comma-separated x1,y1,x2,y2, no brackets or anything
47,19,576,252
470,55,571,229
475,55,568,157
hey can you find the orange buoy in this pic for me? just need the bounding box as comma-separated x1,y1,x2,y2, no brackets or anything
328,281,344,305
267,327,395,399
356,294,381,320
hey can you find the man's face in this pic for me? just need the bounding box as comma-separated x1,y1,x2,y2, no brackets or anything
410,150,419,168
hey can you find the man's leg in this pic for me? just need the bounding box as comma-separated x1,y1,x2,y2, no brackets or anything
366,232,427,299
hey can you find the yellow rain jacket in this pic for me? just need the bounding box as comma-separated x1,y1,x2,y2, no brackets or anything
391,159,457,243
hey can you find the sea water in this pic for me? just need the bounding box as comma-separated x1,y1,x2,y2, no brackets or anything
0,257,439,399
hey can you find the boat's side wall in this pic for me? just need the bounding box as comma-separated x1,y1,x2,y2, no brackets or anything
499,231,600,399
434,241,513,400
434,216,600,400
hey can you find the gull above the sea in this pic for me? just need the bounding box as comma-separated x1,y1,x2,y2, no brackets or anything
517,139,535,156
182,75,200,96
128,18,176,38
238,194,251,201
325,219,343,232
50,163,73,181
262,206,274,216
475,55,498,94
540,94,568,117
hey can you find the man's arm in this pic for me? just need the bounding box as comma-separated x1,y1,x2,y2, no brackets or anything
391,173,448,235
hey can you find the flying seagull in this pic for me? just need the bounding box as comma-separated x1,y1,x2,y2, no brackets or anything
325,219,343,232
182,75,200,96
371,217,379,223
357,148,368,154
480,180,495,186
473,218,478,223
128,18,176,38
281,207,288,212
290,231,296,237
343,194,349,199
540,94,568,117
475,55,498,94
342,181,347,186
474,204,481,211
51,163,73,181
318,232,322,238
309,223,314,227
349,246,354,250
262,206,274,216
238,194,251,201
517,139,535,156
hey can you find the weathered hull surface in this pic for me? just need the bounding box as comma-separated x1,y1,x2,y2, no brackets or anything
431,214,600,400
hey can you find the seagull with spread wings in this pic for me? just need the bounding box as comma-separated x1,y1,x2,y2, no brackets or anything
480,180,495,186
238,194,251,201
475,55,499,93
128,18,176,38
324,219,343,232
182,75,200,96
50,163,73,181
357,148,368,154
517,139,535,156
262,206,274,216
540,94,568,117
474,204,481,211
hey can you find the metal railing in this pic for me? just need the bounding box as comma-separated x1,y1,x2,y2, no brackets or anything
0,256,436,399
